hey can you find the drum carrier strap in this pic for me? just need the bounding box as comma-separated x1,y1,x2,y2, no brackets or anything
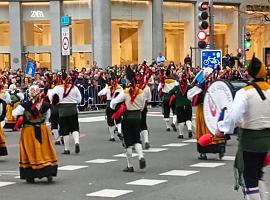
247,81,266,101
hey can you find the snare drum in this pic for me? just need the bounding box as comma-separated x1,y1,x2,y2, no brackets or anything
203,79,247,135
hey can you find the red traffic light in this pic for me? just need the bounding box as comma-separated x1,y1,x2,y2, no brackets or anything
199,2,209,11
197,31,207,40
237,48,242,54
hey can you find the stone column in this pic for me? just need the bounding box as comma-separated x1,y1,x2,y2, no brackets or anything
152,0,163,59
92,0,111,68
226,7,239,55
9,2,23,70
50,1,62,72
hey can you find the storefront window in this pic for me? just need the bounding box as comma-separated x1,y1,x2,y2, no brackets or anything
163,2,194,64
112,21,138,66
26,53,51,70
0,54,10,71
23,21,51,46
70,52,92,70
71,20,91,45
0,23,10,47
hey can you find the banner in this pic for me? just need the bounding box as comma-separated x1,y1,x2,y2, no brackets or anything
26,60,37,77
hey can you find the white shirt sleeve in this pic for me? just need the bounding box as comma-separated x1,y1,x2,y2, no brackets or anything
144,86,152,102
5,91,11,104
98,85,108,96
74,86,82,104
110,92,125,110
12,105,25,117
187,86,202,101
17,93,25,101
217,89,247,134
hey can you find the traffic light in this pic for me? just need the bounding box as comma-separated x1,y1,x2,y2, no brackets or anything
197,2,209,49
245,32,252,51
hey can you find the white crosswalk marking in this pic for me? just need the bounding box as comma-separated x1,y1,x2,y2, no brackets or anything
160,170,199,177
113,153,138,158
126,179,168,186
190,162,226,168
162,143,189,147
222,156,235,161
58,165,88,171
79,116,105,123
85,159,118,164
0,182,16,188
183,139,197,143
86,189,133,198
143,148,168,153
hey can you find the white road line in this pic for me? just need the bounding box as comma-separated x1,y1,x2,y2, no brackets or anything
160,170,199,177
126,179,168,186
190,162,226,168
58,165,88,171
86,189,133,198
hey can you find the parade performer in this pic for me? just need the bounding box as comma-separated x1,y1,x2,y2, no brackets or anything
44,73,62,145
0,80,7,156
50,71,82,155
188,68,225,160
217,55,270,200
12,85,58,183
137,63,152,149
4,84,24,130
158,68,178,132
98,68,123,142
110,66,146,172
169,71,192,139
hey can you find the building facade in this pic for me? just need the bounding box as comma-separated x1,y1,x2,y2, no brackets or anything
0,0,269,71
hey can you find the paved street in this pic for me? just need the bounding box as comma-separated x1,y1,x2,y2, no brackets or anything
0,109,269,200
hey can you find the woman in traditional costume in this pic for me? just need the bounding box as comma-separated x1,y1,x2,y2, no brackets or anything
12,85,58,183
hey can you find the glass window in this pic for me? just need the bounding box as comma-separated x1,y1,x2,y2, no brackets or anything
0,22,10,46
71,20,91,45
23,21,51,46
70,52,92,70
0,54,10,70
26,53,51,70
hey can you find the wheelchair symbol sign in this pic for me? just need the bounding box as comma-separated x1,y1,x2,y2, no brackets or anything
201,50,222,69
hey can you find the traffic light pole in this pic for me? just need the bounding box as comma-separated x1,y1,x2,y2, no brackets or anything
242,26,246,66
209,0,214,49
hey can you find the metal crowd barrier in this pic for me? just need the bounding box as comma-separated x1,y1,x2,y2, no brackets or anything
77,84,162,111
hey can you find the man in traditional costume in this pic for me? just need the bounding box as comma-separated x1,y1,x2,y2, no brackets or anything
158,68,178,132
4,84,24,130
217,55,270,200
50,71,82,155
98,68,123,141
169,71,193,139
137,63,152,149
110,66,146,172
12,85,58,183
188,67,226,160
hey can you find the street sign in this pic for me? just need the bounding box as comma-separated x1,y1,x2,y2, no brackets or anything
61,27,72,56
61,16,71,26
201,50,222,69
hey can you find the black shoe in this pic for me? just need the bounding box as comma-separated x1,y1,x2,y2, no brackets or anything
26,178,35,183
145,142,150,150
47,176,53,183
139,158,146,169
109,138,116,142
219,152,225,160
123,166,134,172
62,150,70,155
198,153,207,160
117,133,123,141
166,128,171,132
75,143,80,154
171,123,177,132
55,141,61,145
188,131,193,139
178,135,184,139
